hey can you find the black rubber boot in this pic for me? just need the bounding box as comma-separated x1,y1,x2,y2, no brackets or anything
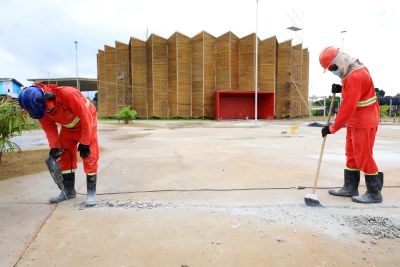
85,174,97,206
49,173,76,203
328,169,360,197
352,172,383,203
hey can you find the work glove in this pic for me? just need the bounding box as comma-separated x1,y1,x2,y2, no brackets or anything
49,148,63,159
78,144,90,159
321,126,331,138
331,83,342,94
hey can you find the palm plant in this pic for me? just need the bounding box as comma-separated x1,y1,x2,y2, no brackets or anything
0,100,29,162
116,106,137,124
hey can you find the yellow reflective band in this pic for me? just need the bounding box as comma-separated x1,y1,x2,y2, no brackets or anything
87,173,96,175
346,168,359,172
62,100,89,128
62,169,76,174
63,117,80,128
365,172,379,176
357,96,377,107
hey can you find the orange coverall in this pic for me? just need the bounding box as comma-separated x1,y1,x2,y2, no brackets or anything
38,84,99,175
329,68,380,174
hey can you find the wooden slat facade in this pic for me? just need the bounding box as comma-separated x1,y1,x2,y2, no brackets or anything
289,44,303,117
97,32,309,120
276,40,292,118
168,32,191,118
115,41,131,111
104,45,117,116
130,38,148,118
147,34,169,118
216,32,239,91
259,36,277,93
302,48,310,116
239,33,256,91
97,50,106,116
191,32,216,118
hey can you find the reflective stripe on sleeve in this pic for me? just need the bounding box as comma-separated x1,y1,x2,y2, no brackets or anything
62,100,90,128
357,96,377,107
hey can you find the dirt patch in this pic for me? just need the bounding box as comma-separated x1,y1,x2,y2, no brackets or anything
0,147,106,180
345,215,400,239
0,149,48,180
112,133,150,141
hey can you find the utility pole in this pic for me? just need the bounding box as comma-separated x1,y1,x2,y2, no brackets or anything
74,41,80,91
341,30,347,50
254,0,259,124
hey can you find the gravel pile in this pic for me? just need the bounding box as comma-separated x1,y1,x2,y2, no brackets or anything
345,215,400,239
76,200,168,209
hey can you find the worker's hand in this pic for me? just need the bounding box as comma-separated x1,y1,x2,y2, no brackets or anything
321,126,331,137
49,148,63,159
78,144,90,159
331,83,342,94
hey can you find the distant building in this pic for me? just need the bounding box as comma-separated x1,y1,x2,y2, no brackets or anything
0,78,24,98
27,77,97,92
28,77,98,106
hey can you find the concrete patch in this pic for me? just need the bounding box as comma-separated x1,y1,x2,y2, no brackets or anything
345,215,400,239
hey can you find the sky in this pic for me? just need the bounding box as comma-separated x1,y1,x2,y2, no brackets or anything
1,0,399,97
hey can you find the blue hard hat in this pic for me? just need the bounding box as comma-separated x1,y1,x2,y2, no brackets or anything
18,86,45,119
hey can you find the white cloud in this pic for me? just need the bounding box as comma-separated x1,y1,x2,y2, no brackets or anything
0,0,399,95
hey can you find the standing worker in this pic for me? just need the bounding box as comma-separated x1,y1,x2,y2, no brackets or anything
18,83,99,206
319,46,383,203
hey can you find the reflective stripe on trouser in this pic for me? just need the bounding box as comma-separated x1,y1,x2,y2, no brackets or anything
58,125,99,174
345,127,378,174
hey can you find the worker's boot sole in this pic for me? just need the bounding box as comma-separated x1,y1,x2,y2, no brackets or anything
49,191,76,203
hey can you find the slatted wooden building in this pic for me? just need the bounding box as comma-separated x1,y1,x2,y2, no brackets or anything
130,37,148,118
216,32,239,91
97,31,309,119
168,32,192,118
192,31,216,118
147,34,169,119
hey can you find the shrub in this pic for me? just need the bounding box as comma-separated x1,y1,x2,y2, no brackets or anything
116,106,137,124
380,105,389,118
0,100,30,162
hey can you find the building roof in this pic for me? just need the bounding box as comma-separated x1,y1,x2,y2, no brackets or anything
27,77,97,91
0,78,24,87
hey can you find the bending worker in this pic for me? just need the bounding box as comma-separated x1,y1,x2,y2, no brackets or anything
19,83,99,206
319,46,383,203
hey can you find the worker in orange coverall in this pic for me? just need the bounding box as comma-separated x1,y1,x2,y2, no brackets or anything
18,83,98,206
319,46,383,203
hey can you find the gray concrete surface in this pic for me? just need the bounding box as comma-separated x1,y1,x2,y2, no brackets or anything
1,120,400,267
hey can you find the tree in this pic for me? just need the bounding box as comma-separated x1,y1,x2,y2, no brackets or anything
375,88,385,97
0,100,29,162
396,93,400,97
116,106,137,124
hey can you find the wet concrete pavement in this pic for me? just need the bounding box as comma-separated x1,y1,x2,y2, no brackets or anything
1,120,400,266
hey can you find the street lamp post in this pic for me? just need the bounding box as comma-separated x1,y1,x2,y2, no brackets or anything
74,41,80,91
341,30,347,50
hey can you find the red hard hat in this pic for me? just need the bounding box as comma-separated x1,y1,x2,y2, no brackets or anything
319,46,339,70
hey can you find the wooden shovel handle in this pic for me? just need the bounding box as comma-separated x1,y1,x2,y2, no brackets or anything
312,93,336,193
